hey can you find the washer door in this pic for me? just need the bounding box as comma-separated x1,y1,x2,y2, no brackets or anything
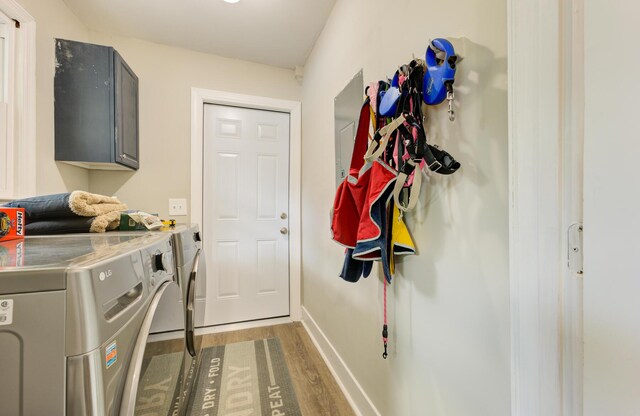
120,281,189,416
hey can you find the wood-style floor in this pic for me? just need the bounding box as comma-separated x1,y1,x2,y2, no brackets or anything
200,322,356,416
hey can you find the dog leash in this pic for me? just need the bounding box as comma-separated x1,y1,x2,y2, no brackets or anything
382,276,388,359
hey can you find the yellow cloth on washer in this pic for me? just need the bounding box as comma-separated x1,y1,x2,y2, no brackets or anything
389,203,416,275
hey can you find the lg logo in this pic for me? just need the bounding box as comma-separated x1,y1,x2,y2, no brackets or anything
99,270,113,281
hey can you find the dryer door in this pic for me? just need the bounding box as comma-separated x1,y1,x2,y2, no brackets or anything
120,281,189,416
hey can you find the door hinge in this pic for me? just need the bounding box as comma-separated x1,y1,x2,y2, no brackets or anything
568,223,583,276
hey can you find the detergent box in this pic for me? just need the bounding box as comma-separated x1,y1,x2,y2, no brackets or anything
119,211,162,231
0,208,25,242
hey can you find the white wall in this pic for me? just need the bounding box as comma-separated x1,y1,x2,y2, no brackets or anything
583,1,640,414
14,0,301,216
86,33,301,219
300,1,509,415
17,0,90,194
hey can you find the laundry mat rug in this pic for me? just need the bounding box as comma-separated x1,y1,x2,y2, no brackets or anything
186,338,302,416
137,338,303,416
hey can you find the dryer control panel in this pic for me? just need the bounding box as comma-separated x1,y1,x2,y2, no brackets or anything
140,237,175,292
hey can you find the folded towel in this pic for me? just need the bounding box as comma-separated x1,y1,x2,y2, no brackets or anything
3,193,77,221
26,217,95,235
3,191,127,234
68,191,127,218
25,212,123,235
89,210,123,233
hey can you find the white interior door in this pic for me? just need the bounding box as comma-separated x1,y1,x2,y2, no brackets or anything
203,104,290,326
583,1,640,414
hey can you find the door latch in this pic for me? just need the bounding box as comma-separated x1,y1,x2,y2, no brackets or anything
568,223,583,276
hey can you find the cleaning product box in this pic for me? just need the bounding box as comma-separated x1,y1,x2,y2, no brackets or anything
0,208,25,242
120,212,147,231
119,211,162,231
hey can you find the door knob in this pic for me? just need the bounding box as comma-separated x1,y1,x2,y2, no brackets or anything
280,227,288,235
280,213,288,219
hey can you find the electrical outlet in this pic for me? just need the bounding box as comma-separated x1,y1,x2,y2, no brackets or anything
169,198,187,216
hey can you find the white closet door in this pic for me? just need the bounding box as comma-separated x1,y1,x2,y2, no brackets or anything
203,104,290,326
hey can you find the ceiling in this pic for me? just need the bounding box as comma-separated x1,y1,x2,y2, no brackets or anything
62,0,336,69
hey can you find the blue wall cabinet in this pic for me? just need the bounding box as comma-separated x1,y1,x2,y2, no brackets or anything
55,39,139,170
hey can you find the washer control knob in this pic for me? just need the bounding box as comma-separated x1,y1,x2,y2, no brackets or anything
153,252,173,274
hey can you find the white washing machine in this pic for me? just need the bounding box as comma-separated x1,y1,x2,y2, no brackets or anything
0,232,191,416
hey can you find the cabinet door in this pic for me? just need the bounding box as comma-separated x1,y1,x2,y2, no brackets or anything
55,39,114,164
114,51,139,170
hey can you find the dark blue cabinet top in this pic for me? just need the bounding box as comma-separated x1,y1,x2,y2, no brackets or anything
55,39,139,170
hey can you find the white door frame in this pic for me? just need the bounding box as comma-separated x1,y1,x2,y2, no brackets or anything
508,0,584,415
190,88,302,322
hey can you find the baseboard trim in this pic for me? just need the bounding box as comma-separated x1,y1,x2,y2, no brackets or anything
148,330,182,342
301,306,381,416
195,316,293,336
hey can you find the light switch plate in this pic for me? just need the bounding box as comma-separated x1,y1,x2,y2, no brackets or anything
169,198,187,216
